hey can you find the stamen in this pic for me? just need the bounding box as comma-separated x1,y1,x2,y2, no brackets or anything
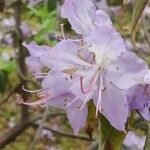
80,71,100,110
34,75,47,79
80,67,98,94
19,94,51,106
22,86,43,93
34,72,48,75
96,75,103,117
60,24,66,40
65,96,79,108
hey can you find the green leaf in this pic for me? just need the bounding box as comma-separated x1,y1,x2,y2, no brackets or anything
0,60,16,73
144,122,150,150
131,0,149,48
47,0,57,12
98,114,126,150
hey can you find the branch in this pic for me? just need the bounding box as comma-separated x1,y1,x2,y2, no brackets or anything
0,112,64,149
32,124,95,141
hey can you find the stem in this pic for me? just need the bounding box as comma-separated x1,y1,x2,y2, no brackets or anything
98,114,126,150
13,0,29,121
144,122,150,150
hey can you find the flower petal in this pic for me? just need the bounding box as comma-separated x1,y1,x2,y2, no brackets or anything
45,93,88,134
25,56,43,73
40,40,91,71
127,84,150,120
94,80,128,131
42,71,72,96
67,100,88,135
86,25,126,62
105,51,148,90
94,10,113,27
61,0,96,35
23,41,50,57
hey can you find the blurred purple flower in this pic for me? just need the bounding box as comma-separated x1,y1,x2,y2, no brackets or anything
20,23,31,38
127,71,150,120
123,131,146,150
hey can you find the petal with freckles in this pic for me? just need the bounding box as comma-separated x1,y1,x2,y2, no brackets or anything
67,100,88,135
127,84,150,110
42,71,72,96
69,66,98,102
105,51,148,90
45,93,73,109
40,40,91,71
94,80,128,131
140,101,150,121
46,93,87,134
61,0,96,35
126,84,150,120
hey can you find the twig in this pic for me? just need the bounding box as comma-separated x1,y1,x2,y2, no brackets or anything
32,124,95,141
141,15,150,48
0,112,65,148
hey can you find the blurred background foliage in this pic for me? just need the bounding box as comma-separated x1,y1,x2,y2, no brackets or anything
0,0,150,150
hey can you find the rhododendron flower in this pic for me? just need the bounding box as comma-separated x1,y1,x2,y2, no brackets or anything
22,0,149,134
123,131,146,150
127,71,150,120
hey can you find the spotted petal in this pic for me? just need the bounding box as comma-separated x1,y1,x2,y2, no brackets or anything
127,84,150,121
40,40,91,71
93,80,128,131
105,51,148,90
46,93,87,134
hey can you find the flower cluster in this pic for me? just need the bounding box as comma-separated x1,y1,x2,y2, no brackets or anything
23,0,150,134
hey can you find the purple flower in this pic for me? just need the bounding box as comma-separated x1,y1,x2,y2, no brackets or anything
127,71,150,120
123,131,146,150
22,0,149,134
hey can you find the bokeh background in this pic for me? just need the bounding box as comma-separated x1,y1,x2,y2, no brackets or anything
0,0,150,150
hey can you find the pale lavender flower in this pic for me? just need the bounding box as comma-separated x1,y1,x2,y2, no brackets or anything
22,0,149,134
123,131,146,150
23,26,148,132
127,71,150,120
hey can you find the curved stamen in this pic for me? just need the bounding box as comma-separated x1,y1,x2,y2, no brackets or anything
22,86,43,93
80,67,99,94
80,71,100,110
80,76,93,94
34,75,47,79
17,93,51,106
